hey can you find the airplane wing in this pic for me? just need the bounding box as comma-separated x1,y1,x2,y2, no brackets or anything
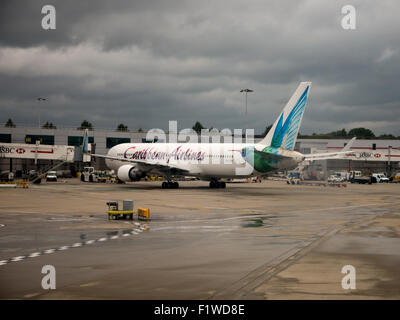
304,137,356,161
91,153,191,175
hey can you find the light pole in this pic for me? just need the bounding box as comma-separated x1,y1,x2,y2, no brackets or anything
37,97,47,128
240,88,254,130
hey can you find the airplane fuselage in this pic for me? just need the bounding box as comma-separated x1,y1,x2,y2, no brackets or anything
105,143,303,180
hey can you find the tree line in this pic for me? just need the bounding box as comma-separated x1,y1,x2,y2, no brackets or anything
296,128,399,140
3,118,143,132
3,118,399,139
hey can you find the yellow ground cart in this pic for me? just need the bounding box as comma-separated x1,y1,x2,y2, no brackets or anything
106,200,135,220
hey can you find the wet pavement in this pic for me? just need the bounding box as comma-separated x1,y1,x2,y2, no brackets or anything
0,179,399,299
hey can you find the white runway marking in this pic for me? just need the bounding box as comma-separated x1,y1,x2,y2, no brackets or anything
11,256,26,262
0,223,149,267
28,252,41,258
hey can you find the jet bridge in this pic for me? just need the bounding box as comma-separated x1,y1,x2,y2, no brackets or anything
0,142,74,162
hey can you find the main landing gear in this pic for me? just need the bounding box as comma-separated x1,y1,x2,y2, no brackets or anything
162,181,179,189
209,180,226,189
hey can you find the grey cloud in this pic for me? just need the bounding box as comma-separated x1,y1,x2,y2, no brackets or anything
0,0,400,135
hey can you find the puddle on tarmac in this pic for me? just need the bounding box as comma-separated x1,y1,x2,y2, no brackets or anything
242,218,264,228
106,230,119,236
241,217,274,229
47,217,91,222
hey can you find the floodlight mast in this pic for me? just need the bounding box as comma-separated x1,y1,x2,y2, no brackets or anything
240,88,254,131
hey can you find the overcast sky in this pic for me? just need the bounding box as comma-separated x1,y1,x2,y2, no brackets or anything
0,0,399,135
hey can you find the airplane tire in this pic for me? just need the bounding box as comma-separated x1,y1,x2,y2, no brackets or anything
173,182,179,189
162,182,168,189
210,180,216,188
220,182,226,188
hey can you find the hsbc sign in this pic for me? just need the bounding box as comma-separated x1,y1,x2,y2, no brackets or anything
357,152,372,158
0,143,74,162
0,145,15,153
338,149,400,162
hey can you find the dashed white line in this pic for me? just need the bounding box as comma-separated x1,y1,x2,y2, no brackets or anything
28,252,41,258
11,256,25,262
0,224,148,266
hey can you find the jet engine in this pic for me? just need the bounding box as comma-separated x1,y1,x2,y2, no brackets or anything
117,164,145,182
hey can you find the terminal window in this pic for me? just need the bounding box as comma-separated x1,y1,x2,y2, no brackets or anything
106,137,131,149
25,135,54,145
142,138,163,143
68,136,94,146
0,134,11,143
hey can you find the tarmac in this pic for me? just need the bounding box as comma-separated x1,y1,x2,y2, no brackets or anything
0,179,399,299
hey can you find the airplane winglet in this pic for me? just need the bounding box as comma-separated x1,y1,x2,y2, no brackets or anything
342,137,356,152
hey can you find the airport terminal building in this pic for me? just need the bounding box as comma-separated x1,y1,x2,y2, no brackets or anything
294,138,400,179
1,126,399,177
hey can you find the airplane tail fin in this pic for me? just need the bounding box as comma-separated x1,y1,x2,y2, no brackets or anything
82,129,89,154
258,82,312,150
82,129,92,162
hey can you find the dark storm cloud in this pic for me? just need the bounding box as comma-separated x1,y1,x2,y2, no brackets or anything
0,0,399,135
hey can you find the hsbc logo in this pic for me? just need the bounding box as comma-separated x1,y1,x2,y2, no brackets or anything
16,148,25,154
0,145,15,153
358,152,372,158
374,153,381,158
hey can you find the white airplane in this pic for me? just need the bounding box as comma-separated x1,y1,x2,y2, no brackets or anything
91,82,354,188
